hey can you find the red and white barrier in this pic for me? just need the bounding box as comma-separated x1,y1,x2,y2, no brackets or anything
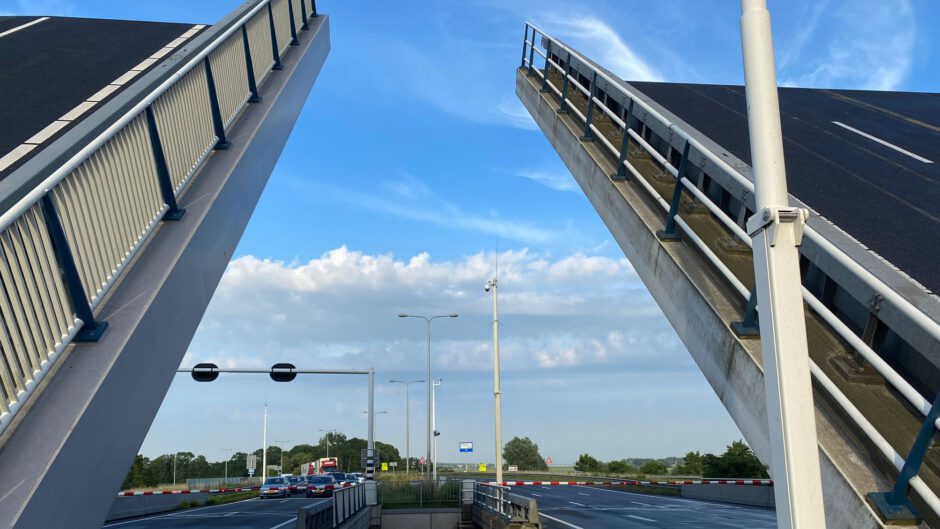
488,479,773,487
117,486,260,497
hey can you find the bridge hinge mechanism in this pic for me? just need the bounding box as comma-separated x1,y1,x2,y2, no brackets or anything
747,206,809,247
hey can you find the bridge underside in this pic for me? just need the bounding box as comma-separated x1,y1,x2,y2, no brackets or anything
516,68,936,528
0,15,330,529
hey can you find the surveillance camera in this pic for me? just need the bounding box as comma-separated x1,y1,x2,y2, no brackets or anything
484,284,491,292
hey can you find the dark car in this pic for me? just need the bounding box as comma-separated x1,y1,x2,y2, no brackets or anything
305,475,336,497
260,477,289,498
287,476,301,494
296,476,309,494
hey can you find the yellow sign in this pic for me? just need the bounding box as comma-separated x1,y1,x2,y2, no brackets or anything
478,463,487,472
381,462,389,472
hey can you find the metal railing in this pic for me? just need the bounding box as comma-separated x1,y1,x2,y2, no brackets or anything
377,479,462,509
0,0,321,438
473,482,540,526
333,482,367,526
520,21,940,518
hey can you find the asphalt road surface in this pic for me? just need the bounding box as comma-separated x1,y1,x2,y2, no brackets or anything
629,81,940,295
101,496,325,529
511,485,776,529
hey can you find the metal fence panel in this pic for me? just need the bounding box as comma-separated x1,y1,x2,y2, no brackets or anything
51,114,164,306
271,0,293,55
246,8,275,87
152,65,217,194
208,32,251,129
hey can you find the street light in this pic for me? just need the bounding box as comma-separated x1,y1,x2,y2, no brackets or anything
274,440,291,474
398,313,458,479
317,429,333,458
363,410,388,441
485,275,504,485
389,379,424,475
220,448,233,483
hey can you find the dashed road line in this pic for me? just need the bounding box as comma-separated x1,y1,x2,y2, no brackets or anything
577,492,590,496
627,514,657,523
832,121,933,163
568,501,586,507
0,17,49,39
540,512,586,529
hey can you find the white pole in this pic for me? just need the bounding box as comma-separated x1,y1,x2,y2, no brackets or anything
490,278,503,485
262,404,268,482
426,320,432,481
739,1,825,527
432,380,441,480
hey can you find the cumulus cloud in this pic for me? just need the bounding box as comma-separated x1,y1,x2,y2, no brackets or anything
779,0,915,91
184,247,686,374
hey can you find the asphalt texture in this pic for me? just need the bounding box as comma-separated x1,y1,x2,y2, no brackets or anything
101,496,326,529
629,81,940,295
0,16,201,176
512,485,776,529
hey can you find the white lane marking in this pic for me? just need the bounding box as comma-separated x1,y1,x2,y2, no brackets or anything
268,517,298,529
568,501,586,507
540,512,586,529
832,121,934,163
627,514,657,522
0,17,50,39
25,120,69,144
131,57,158,71
111,69,142,86
541,486,551,490
531,493,542,497
577,492,590,496
632,501,652,507
0,479,26,504
87,84,121,103
575,484,746,509
101,496,259,526
60,101,97,121
0,144,37,171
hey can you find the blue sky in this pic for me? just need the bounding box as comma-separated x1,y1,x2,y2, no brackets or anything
6,0,938,466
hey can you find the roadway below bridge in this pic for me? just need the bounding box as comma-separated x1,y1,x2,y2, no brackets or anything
101,496,325,529
509,484,776,529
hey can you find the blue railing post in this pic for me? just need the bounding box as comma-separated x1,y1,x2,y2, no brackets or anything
580,71,598,141
558,52,572,114
39,195,108,342
612,99,635,180
144,106,186,221
311,0,318,17
300,0,308,30
241,25,262,103
520,25,528,68
527,30,535,75
267,2,282,70
540,40,552,93
868,393,940,522
656,141,691,241
203,57,231,150
287,0,298,45
731,287,760,337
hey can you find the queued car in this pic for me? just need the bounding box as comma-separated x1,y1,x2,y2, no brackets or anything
286,476,302,494
295,476,309,494
260,477,290,498
305,475,336,498
350,472,365,484
326,471,355,486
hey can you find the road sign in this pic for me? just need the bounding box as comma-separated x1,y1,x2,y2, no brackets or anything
381,462,389,472
419,457,426,465
459,442,473,453
246,454,257,470
389,462,398,467
545,456,553,465
508,465,518,472
478,463,487,472
248,468,255,477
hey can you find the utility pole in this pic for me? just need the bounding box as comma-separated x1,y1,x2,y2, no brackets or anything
262,404,268,481
432,379,442,480
739,1,825,527
486,274,503,485
221,448,233,483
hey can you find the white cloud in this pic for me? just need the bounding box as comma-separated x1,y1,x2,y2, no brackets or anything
184,247,685,375
512,169,579,193
779,0,915,91
536,15,663,82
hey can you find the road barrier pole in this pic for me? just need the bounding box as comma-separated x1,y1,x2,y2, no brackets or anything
739,1,825,527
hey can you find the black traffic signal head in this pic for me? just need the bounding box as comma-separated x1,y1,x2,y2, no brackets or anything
192,363,219,382
270,363,297,382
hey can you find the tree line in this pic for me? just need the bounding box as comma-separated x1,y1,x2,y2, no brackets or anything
122,431,401,489
574,440,769,478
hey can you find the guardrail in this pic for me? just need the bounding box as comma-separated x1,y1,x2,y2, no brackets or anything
0,0,319,439
333,482,366,526
473,482,540,526
520,21,940,519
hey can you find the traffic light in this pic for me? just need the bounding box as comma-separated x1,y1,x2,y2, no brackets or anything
191,363,219,382
270,363,297,382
